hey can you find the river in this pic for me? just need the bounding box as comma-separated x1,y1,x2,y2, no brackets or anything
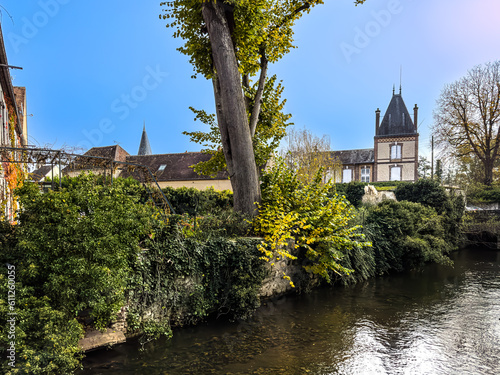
80,247,500,374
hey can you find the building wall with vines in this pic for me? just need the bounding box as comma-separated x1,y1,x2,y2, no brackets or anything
0,90,26,222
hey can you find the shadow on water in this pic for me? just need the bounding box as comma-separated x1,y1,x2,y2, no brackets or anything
79,248,500,375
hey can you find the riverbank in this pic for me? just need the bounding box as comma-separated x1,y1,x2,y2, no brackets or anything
78,247,500,375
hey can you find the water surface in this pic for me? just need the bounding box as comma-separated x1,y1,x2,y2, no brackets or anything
80,248,500,374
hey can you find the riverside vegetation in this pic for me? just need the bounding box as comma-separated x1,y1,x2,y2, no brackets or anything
0,171,464,374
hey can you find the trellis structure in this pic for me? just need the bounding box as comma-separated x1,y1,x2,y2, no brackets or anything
0,146,175,216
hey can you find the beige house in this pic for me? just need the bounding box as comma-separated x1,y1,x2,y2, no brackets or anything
333,89,419,183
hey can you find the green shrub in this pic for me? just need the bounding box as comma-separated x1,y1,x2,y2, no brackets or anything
364,200,453,274
395,179,449,213
394,179,465,247
195,210,253,239
343,181,367,208
13,176,157,329
255,159,371,283
127,218,266,338
0,281,83,375
162,187,233,216
370,181,406,188
468,184,500,203
374,186,396,191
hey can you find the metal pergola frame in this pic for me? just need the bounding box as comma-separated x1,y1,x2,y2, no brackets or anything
0,146,175,215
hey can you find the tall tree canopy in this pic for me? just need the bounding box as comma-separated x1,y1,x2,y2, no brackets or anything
184,75,292,177
433,61,500,185
161,0,366,215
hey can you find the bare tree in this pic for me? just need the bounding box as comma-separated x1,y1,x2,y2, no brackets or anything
280,127,341,184
433,61,500,185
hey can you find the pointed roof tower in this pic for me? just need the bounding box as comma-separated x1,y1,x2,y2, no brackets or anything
376,91,417,137
138,122,152,156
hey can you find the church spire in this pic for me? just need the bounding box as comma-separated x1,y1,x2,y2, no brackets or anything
138,122,152,156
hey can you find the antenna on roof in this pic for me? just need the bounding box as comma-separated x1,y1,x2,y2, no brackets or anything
399,65,402,95
393,84,395,95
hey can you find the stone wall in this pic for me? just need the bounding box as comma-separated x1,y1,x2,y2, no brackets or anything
79,242,312,352
258,243,311,298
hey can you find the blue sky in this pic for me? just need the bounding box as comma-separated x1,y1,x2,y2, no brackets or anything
2,0,500,158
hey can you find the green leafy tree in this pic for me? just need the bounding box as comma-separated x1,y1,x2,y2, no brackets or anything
418,155,431,178
184,76,292,176
161,0,366,215
254,158,370,283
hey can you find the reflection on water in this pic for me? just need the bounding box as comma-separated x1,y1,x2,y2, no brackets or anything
80,248,500,375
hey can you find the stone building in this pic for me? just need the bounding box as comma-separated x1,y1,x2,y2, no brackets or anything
333,89,419,183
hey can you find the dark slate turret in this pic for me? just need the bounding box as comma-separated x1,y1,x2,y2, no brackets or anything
376,92,417,137
138,123,152,156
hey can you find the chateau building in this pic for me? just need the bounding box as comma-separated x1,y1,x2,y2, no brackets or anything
333,89,419,183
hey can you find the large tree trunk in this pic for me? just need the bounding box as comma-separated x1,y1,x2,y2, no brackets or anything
202,2,261,215
483,157,494,186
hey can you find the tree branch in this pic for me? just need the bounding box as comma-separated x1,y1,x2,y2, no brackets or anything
249,47,268,138
271,2,311,32
242,74,251,113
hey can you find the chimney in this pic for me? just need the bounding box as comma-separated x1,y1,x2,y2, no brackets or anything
375,108,381,134
414,104,419,130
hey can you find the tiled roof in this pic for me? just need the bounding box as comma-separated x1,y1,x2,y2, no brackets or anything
331,149,374,165
123,152,229,181
30,165,53,182
83,145,130,162
377,94,417,137
63,145,130,172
